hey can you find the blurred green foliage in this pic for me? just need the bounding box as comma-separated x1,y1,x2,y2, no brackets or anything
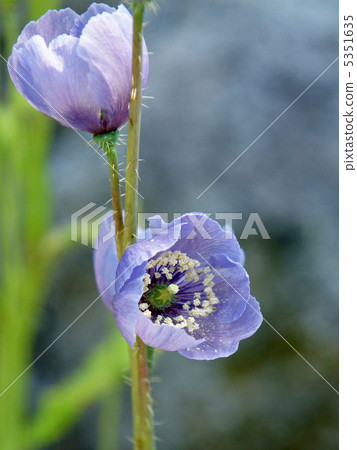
22,333,129,449
0,2,129,448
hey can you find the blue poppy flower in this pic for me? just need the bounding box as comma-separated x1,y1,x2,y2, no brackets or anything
8,3,149,134
94,213,263,360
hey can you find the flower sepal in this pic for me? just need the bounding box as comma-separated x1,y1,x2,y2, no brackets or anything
93,129,119,147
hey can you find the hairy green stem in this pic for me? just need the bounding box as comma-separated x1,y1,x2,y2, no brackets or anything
106,146,125,257
124,3,155,449
94,130,125,257
96,3,154,448
123,2,144,247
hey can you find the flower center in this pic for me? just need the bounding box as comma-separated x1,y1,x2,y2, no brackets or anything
147,284,179,309
139,251,220,333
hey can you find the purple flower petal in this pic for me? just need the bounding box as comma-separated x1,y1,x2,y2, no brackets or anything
206,254,250,322
113,264,147,347
159,213,245,266
77,5,149,132
70,3,116,37
179,296,263,360
136,313,204,351
94,214,149,311
93,214,117,311
15,8,78,47
9,33,104,131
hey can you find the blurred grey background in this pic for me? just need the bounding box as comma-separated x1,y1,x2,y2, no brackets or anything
36,0,338,448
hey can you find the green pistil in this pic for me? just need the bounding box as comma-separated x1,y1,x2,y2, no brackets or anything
147,284,178,309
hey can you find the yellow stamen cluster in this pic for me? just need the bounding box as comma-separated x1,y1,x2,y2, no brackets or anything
143,273,151,293
140,251,219,333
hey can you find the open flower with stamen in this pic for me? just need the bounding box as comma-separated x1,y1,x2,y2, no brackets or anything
8,3,149,134
94,213,263,360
